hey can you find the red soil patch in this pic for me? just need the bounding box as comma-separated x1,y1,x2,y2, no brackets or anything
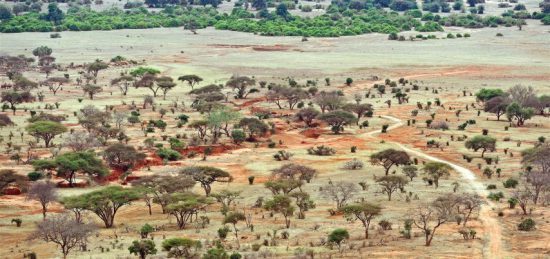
252,45,293,51
207,44,294,52
301,128,323,139
3,187,21,195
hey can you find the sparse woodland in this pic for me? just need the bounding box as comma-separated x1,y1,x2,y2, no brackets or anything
0,0,549,258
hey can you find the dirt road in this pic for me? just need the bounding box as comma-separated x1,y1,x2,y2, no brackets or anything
365,115,505,259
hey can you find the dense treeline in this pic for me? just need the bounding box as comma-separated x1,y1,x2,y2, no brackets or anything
0,3,529,35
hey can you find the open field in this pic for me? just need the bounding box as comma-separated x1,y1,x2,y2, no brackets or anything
0,0,549,258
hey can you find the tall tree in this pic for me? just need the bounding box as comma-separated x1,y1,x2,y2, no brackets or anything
69,186,140,228
1,90,34,114
31,215,95,259
223,211,246,248
103,143,146,171
422,162,452,188
166,192,212,229
131,175,195,214
26,181,57,219
340,202,382,239
33,151,109,187
318,110,357,134
264,195,295,228
465,135,496,157
180,166,232,196
26,120,67,147
376,175,408,201
225,76,257,99
370,149,410,175
178,75,203,89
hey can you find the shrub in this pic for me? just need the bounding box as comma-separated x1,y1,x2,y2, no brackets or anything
27,172,43,181
307,145,336,156
429,121,449,130
487,192,504,201
486,184,497,190
517,218,535,231
342,159,364,170
273,150,293,161
503,178,518,188
156,148,181,161
218,226,231,239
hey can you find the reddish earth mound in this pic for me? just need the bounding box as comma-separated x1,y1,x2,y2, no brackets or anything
3,187,21,195
208,44,294,52
57,180,88,188
301,128,323,139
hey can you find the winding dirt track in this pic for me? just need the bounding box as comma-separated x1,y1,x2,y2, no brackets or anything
364,115,505,259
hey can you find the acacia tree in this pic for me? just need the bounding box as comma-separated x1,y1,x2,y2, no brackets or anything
128,240,157,259
132,175,196,214
226,76,257,99
475,88,504,102
31,214,95,259
26,181,57,219
166,192,212,229
314,91,345,113
211,190,241,215
60,196,87,223
111,75,134,95
321,181,358,209
26,120,67,147
423,162,452,188
328,228,349,253
376,175,408,201
340,202,382,239
521,143,550,175
70,186,140,228
156,76,177,100
162,238,202,258
343,103,373,124
180,166,232,196
484,96,510,121
63,131,100,151
456,193,483,226
296,107,320,127
178,74,203,89
87,60,108,78
402,165,418,181
103,143,146,171
207,106,241,143
264,195,295,228
506,102,535,126
318,110,357,134
33,151,109,187
223,211,246,248
465,135,496,157
271,163,317,184
370,149,410,175
1,90,34,114
410,200,453,246
82,84,103,99
524,171,549,205
290,191,315,219
237,117,269,139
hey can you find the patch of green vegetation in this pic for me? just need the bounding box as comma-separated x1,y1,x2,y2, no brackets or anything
0,4,526,36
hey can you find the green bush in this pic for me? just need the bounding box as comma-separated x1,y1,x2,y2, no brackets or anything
156,148,181,161
503,178,518,188
517,218,535,231
27,171,43,181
